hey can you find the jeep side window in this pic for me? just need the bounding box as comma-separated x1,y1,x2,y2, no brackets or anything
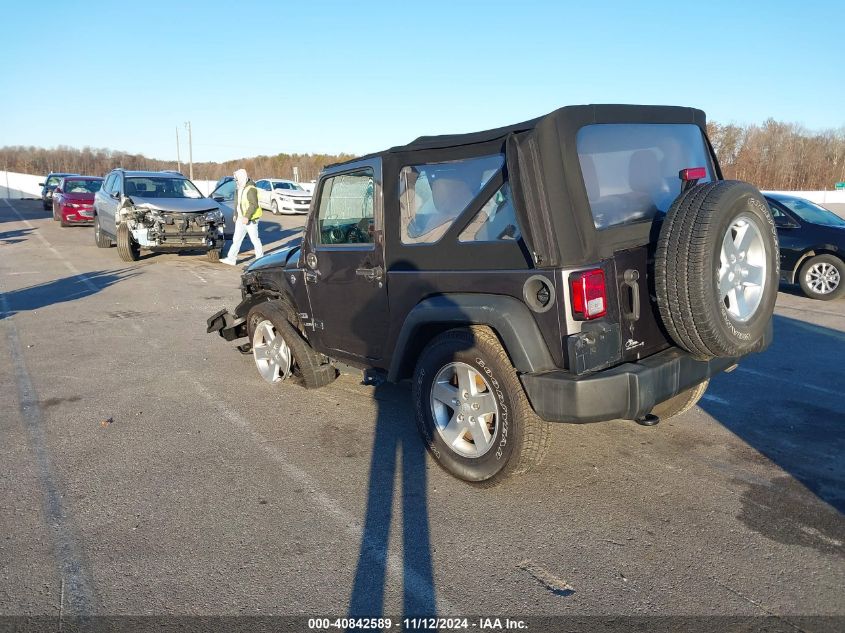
458,183,521,243
399,155,503,244
316,169,374,245
103,173,117,193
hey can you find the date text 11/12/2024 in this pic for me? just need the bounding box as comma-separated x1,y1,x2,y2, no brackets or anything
307,617,528,630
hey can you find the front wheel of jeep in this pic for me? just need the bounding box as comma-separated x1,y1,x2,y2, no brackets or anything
116,223,140,261
246,302,337,389
412,326,550,485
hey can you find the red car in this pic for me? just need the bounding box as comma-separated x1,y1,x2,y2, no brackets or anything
52,176,103,226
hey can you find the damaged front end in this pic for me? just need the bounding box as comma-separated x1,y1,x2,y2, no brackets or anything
119,203,225,251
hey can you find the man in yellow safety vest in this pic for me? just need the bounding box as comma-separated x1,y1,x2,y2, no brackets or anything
221,168,264,265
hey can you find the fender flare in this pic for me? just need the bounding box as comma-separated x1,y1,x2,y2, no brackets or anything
387,293,557,381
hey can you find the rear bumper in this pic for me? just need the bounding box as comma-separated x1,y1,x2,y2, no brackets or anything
520,347,738,423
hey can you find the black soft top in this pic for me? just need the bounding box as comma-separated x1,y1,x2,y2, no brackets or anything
331,105,715,269
332,104,705,161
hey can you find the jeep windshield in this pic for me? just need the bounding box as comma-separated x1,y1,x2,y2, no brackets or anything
577,123,714,229
125,177,203,199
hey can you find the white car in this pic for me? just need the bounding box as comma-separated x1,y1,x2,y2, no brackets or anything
255,178,312,215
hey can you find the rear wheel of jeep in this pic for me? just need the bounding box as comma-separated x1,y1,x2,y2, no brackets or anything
116,223,140,261
412,326,550,485
798,254,844,300
655,181,778,360
246,302,336,389
651,379,709,420
94,216,112,248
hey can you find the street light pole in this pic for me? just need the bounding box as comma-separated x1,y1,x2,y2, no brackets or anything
176,126,182,173
184,121,193,181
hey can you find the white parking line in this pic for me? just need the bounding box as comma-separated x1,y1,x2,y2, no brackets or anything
1,199,142,333
190,377,456,615
2,199,102,294
0,286,96,617
736,366,842,398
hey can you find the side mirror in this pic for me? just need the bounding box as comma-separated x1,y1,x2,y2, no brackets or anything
212,195,225,202
774,215,797,229
54,188,63,194
38,182,45,186
110,191,121,200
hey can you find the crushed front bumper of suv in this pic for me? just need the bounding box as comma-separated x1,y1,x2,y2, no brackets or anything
121,206,225,251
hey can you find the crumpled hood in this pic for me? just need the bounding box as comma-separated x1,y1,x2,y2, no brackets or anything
130,196,220,214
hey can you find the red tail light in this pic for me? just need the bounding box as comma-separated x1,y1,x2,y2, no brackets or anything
679,167,707,181
570,269,607,320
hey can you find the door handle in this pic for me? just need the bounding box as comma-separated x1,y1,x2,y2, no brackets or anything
355,265,384,281
622,269,640,321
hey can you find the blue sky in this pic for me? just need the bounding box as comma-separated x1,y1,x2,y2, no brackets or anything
1,0,842,162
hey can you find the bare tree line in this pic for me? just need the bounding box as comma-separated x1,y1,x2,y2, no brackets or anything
0,145,354,183
706,120,845,189
3,119,845,189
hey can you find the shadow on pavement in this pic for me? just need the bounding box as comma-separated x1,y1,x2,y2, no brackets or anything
0,269,137,319
348,382,438,618
701,314,845,517
0,227,34,244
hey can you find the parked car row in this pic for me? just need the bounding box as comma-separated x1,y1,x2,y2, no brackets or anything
42,169,312,264
40,177,843,300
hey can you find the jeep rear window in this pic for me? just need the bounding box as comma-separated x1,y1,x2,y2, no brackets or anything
576,124,713,230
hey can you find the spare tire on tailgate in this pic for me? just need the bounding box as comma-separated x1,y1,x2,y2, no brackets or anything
655,181,779,360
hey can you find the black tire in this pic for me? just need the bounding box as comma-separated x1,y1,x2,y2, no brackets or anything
412,326,550,485
116,223,141,262
206,247,221,262
655,181,779,360
651,379,709,420
246,302,336,389
94,216,112,248
59,214,69,228
271,200,279,215
52,205,59,221
798,254,844,301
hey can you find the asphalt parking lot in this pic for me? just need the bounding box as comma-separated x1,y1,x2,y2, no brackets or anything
1,198,843,627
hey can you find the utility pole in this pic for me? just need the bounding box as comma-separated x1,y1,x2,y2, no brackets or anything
184,121,193,181
176,126,182,173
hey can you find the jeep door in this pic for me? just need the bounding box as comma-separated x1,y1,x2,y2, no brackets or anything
303,159,389,361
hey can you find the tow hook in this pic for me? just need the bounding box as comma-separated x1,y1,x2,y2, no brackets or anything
635,414,660,426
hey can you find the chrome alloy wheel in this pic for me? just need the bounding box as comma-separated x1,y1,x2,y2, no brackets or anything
430,362,499,458
252,319,292,383
718,213,767,322
805,262,840,295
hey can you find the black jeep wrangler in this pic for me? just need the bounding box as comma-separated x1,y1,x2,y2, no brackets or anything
208,105,778,484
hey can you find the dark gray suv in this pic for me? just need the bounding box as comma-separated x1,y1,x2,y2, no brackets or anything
93,169,226,262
